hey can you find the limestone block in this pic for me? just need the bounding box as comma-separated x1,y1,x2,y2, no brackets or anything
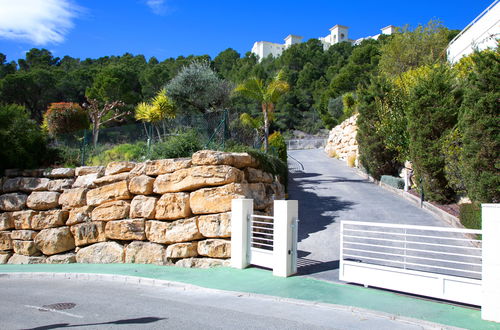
11,230,37,241
128,162,146,177
19,177,50,192
146,218,202,244
21,169,45,177
67,206,94,225
191,150,258,169
47,179,75,192
0,193,27,211
34,227,75,255
26,191,60,210
105,219,146,241
72,173,99,189
31,210,69,230
0,231,12,250
91,200,130,221
128,175,154,195
2,178,22,192
153,165,243,194
125,241,167,265
93,172,129,186
175,257,228,268
246,183,271,210
165,242,198,258
7,254,46,264
70,221,106,246
144,158,192,176
130,195,157,219
13,240,40,256
0,253,11,264
155,193,190,220
44,168,75,178
197,239,231,258
244,167,273,183
198,212,231,238
76,241,124,263
189,183,245,214
105,161,136,176
46,253,76,264
0,212,14,230
12,210,37,229
75,166,105,176
59,188,87,209
86,181,132,206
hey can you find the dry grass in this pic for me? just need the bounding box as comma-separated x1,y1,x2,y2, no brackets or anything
347,154,356,167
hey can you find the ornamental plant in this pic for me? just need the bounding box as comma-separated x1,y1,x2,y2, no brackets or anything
43,102,89,136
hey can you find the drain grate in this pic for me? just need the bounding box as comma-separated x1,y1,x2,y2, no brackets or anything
40,303,76,312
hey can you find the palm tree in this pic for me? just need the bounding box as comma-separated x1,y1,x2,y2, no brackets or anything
234,70,289,152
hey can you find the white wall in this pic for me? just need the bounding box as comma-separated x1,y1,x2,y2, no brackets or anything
447,1,500,63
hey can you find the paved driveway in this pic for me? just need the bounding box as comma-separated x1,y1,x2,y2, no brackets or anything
288,149,447,282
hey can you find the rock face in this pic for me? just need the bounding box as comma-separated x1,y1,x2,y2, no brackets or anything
130,195,157,219
47,179,75,192
146,218,202,244
105,219,146,241
67,206,93,225
26,191,60,210
145,158,191,176
128,175,154,195
245,167,273,183
76,242,124,263
0,213,14,231
166,242,198,258
34,227,75,255
105,161,135,176
31,210,68,230
192,150,258,169
325,114,359,161
59,188,87,209
72,173,99,189
197,239,231,258
11,230,37,241
70,221,106,246
125,241,166,265
12,210,37,230
93,173,129,186
13,240,39,256
155,193,191,220
0,231,13,250
91,200,130,221
44,168,75,178
190,183,245,214
198,212,231,238
19,177,50,192
86,181,132,206
153,165,243,194
0,193,27,211
75,166,105,176
7,254,46,264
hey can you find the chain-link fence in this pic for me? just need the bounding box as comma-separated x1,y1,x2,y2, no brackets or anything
51,110,262,166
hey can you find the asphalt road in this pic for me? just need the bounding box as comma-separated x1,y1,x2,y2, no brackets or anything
288,149,448,282
0,278,431,330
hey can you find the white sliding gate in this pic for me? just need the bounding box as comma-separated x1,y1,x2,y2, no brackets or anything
231,199,298,277
340,220,483,306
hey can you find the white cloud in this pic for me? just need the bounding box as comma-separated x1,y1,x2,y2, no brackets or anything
145,0,168,15
0,0,82,45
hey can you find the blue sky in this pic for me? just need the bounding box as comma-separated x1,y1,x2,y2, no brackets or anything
0,0,494,62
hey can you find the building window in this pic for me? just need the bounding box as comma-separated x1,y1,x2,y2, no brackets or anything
341,33,345,39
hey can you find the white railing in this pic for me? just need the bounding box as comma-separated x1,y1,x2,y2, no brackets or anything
231,199,298,277
340,220,483,305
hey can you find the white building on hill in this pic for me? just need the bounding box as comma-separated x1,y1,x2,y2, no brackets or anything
251,24,396,60
447,0,499,63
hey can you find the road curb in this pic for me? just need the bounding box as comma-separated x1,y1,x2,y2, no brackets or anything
1,271,459,330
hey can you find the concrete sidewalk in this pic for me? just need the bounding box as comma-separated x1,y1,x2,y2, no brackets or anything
1,264,498,329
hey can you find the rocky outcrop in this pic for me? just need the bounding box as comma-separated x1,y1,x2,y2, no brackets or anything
325,114,359,161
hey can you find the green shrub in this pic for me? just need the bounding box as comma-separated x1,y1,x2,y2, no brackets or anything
459,202,481,231
89,142,147,165
43,102,89,136
0,104,48,173
458,49,500,203
380,175,405,189
150,129,202,159
51,146,81,168
268,131,287,163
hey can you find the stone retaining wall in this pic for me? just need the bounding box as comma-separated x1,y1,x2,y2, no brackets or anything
324,114,358,161
0,150,284,267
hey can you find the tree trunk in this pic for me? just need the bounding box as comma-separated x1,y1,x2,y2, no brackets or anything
263,104,269,152
155,124,163,142
92,122,100,147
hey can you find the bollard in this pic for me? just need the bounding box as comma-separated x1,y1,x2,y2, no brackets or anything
231,199,253,269
273,200,298,277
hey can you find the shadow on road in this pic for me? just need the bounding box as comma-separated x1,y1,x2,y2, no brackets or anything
25,316,166,330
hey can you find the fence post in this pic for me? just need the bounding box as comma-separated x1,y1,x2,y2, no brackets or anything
231,199,253,269
482,203,500,323
273,200,298,277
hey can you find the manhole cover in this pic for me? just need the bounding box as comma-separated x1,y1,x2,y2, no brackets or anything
40,303,76,311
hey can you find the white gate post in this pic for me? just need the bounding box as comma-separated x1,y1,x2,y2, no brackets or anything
231,199,253,269
482,203,500,322
273,200,298,277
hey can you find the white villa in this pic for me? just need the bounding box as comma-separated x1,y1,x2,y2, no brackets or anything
251,24,396,61
446,0,499,63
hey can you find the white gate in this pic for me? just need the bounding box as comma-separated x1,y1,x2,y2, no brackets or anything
231,199,298,277
340,220,483,305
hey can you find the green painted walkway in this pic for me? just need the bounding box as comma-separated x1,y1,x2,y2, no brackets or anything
1,264,498,329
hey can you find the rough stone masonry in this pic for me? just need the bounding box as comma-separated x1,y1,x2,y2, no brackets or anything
0,150,284,268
